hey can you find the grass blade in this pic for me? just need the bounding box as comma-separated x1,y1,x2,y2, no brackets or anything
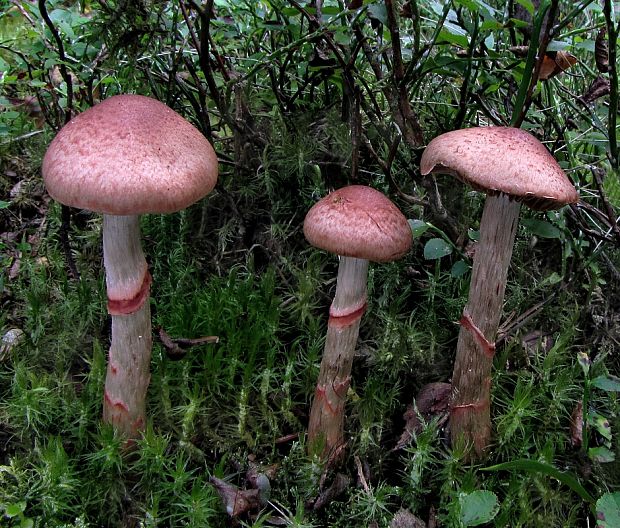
481,459,595,504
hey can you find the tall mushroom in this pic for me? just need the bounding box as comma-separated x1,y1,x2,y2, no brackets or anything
303,185,412,459
420,126,578,459
42,94,218,441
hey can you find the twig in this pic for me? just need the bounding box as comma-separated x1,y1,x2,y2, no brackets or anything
496,294,558,346
38,0,79,281
590,166,620,245
38,0,73,125
511,0,559,127
362,134,428,207
568,203,615,244
602,0,619,167
354,456,370,494
384,0,423,146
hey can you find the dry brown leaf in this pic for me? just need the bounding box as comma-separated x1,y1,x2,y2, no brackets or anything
209,476,262,517
570,401,583,448
394,382,451,450
595,28,610,73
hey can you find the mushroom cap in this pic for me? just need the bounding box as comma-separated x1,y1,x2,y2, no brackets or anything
42,94,218,215
303,185,412,262
420,127,578,211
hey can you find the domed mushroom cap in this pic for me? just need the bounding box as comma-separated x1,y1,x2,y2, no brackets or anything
42,94,218,215
420,127,578,211
303,185,412,263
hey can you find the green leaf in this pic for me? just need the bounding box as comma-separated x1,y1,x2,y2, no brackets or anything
482,459,595,504
367,4,388,25
515,0,535,15
408,219,430,238
438,26,469,48
0,200,10,209
5,501,26,517
454,0,480,12
459,490,499,526
451,260,470,278
589,446,615,463
597,492,620,528
521,218,562,239
588,412,612,441
424,238,453,260
592,375,620,392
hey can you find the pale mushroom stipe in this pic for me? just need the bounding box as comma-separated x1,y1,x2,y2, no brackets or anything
420,126,578,460
304,185,412,460
42,94,218,441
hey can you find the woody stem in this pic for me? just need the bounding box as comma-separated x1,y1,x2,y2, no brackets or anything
450,193,521,460
308,256,369,459
102,214,153,442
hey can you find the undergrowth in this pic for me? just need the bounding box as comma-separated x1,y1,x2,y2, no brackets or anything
2,0,620,527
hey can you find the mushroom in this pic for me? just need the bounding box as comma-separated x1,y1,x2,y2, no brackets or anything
42,94,218,441
303,185,412,459
420,126,578,459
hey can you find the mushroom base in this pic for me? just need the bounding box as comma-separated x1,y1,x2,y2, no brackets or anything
308,256,369,461
450,193,521,460
103,300,152,440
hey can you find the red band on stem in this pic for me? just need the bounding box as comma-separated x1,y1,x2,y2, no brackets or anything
104,390,129,413
459,310,496,358
107,271,152,315
328,303,367,328
332,376,351,398
451,398,489,414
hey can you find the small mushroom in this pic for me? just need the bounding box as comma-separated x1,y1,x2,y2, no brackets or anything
303,185,412,459
42,94,218,441
421,126,578,459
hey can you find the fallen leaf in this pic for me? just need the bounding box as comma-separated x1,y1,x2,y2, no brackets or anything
580,76,611,105
394,382,451,450
209,476,261,517
538,51,577,81
390,508,426,528
312,472,351,511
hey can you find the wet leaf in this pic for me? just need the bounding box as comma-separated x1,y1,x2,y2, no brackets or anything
408,219,430,237
424,238,452,259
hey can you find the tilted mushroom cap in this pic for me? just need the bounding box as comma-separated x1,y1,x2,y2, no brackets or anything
42,94,218,215
303,185,412,263
420,127,578,211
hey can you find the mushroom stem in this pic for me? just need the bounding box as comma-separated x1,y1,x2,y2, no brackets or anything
102,214,153,441
450,193,521,459
308,256,369,459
